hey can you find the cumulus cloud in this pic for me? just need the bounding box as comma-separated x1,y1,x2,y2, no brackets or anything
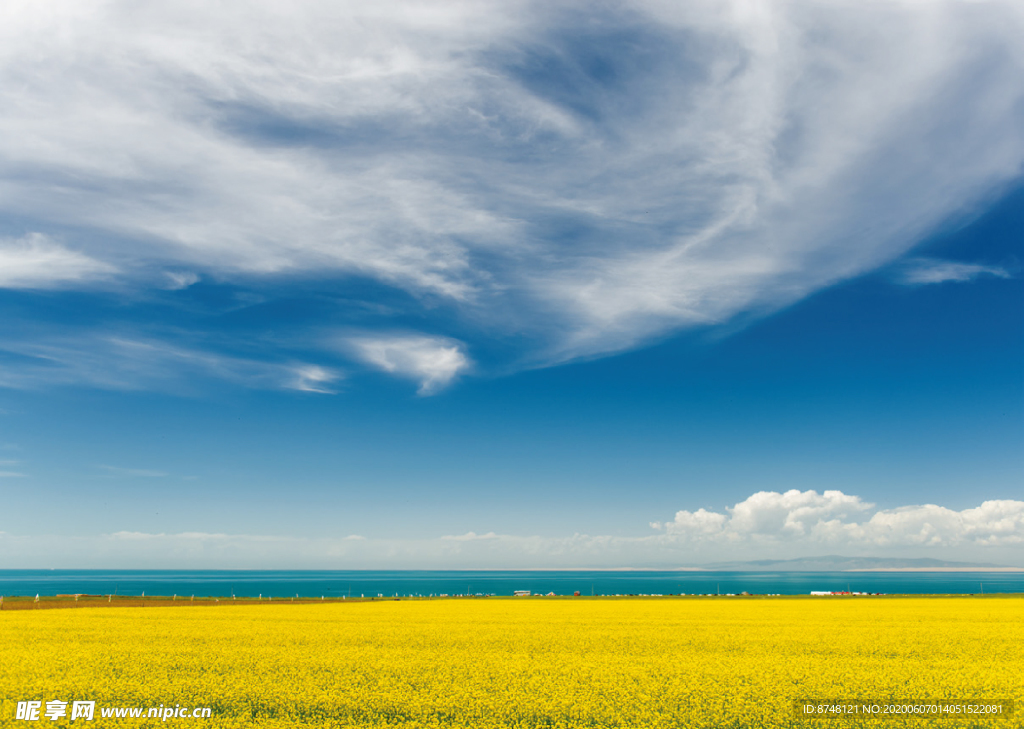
0,0,1021,375
657,508,727,535
653,490,1024,547
440,531,501,541
726,489,872,537
1,495,1021,568
348,334,470,394
900,258,1012,285
0,233,114,289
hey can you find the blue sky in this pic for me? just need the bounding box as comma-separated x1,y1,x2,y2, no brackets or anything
0,0,1022,568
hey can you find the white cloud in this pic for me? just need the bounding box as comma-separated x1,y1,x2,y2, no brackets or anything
98,465,168,478
0,233,114,289
348,334,470,394
163,271,200,290
821,500,1024,547
901,258,1012,285
727,489,872,537
0,529,648,569
1,496,1021,568
0,1,1021,370
0,471,27,478
653,490,1024,548
0,333,338,394
652,508,727,535
289,364,341,393
107,531,164,540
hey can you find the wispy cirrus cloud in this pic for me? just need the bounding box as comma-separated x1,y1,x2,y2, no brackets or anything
348,334,470,395
0,233,115,289
98,465,168,478
0,459,25,477
0,333,340,394
900,258,1012,285
0,0,1022,385
289,364,340,394
162,271,200,290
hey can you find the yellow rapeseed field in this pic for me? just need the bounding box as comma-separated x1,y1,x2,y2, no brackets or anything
1,597,1021,728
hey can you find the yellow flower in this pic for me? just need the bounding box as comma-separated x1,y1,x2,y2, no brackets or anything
1,596,1019,727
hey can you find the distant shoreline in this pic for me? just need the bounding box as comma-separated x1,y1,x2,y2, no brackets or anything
844,567,1024,572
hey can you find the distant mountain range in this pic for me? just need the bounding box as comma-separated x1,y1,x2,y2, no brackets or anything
695,555,1023,572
